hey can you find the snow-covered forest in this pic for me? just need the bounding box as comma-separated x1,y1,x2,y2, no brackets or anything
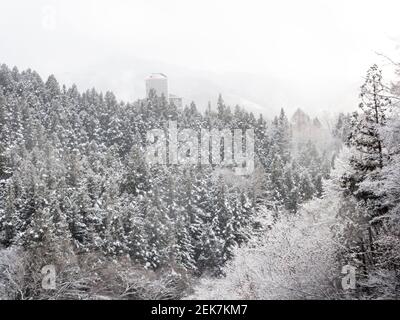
0,61,400,300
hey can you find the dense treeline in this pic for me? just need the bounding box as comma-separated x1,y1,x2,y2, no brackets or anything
191,64,400,300
0,64,333,299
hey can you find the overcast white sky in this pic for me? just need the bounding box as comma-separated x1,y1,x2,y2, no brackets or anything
1,0,400,115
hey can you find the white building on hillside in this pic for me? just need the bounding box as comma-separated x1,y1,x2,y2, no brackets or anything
145,73,183,108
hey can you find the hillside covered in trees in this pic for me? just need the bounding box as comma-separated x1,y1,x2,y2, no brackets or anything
0,62,399,299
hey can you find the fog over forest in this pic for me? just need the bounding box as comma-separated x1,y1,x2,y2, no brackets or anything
1,0,400,302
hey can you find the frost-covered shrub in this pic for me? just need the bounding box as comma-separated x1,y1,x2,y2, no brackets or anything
189,200,342,300
91,259,192,300
0,246,28,300
0,246,192,300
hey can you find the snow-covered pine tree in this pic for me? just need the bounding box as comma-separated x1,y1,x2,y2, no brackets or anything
348,65,389,175
337,65,392,296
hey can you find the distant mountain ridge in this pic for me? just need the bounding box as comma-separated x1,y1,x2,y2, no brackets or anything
47,56,357,119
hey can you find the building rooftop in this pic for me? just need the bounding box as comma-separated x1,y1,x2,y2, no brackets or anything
146,73,167,80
